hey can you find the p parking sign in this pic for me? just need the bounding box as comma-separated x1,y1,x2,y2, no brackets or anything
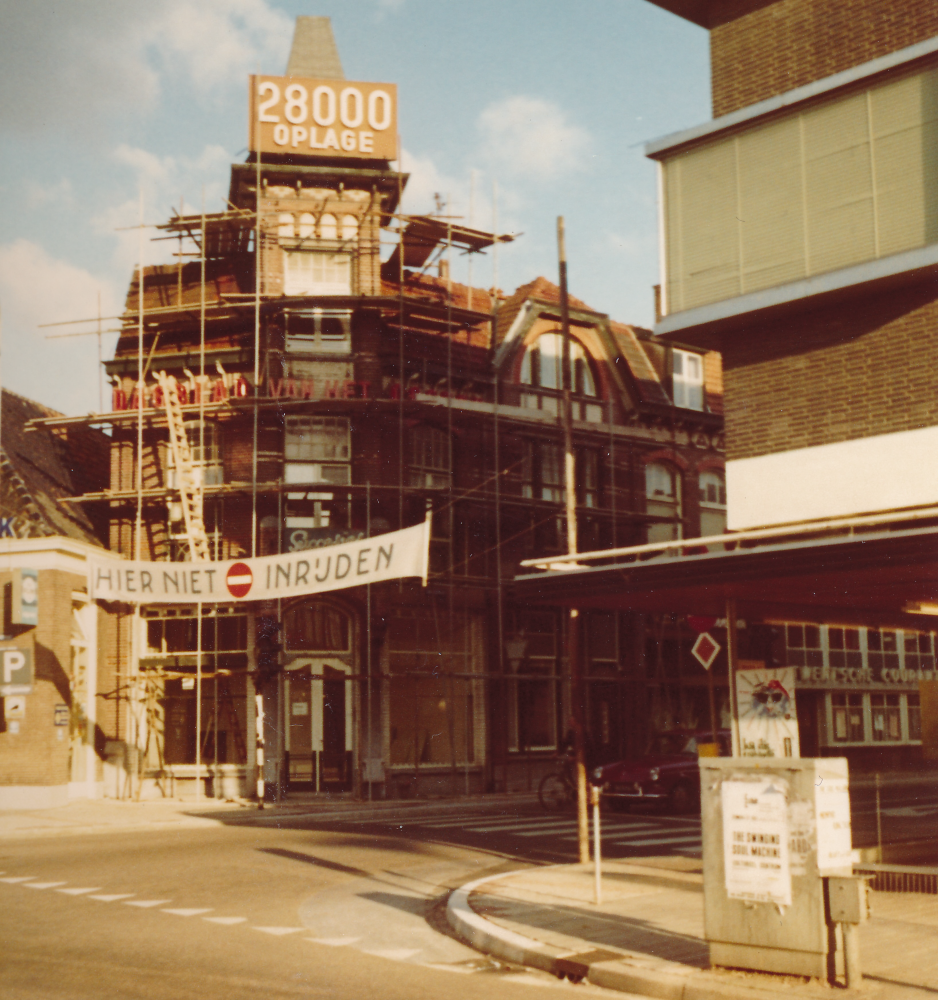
0,648,33,696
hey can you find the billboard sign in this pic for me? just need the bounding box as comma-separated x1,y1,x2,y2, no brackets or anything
249,75,397,160
735,666,800,759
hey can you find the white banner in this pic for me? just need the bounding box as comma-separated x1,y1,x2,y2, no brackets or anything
88,519,430,605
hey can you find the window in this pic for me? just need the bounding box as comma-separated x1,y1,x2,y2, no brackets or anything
831,692,865,742
579,449,601,508
408,425,451,489
908,692,922,741
340,215,358,240
904,632,935,672
166,421,223,488
283,251,352,296
867,629,900,673
522,440,564,503
319,213,337,239
672,349,704,410
870,693,901,742
519,332,603,422
284,416,350,485
828,627,862,669
506,611,559,752
283,602,351,652
785,623,823,667
645,462,682,543
284,309,351,353
698,470,726,536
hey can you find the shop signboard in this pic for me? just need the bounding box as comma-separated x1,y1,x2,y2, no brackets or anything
735,666,800,758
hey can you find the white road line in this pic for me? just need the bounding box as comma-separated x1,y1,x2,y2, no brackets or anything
0,876,37,883
204,916,248,925
469,818,660,834
253,926,304,936
57,887,102,895
25,881,68,889
89,894,136,902
508,821,664,838
125,899,173,908
606,834,702,848
307,936,361,947
162,908,213,917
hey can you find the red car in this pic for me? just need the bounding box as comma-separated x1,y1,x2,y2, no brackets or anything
592,730,731,813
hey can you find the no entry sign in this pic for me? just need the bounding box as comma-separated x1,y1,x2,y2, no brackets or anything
226,563,253,598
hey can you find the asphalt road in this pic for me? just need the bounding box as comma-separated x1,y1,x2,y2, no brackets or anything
0,819,616,1000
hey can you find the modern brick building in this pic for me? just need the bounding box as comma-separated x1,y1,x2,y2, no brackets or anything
636,0,938,766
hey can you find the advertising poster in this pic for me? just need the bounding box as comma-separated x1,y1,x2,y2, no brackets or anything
722,777,792,907
815,774,853,873
735,666,800,758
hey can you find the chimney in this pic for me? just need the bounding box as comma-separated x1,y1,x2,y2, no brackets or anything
286,17,344,79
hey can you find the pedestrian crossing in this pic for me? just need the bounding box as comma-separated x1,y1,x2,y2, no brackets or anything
397,813,702,854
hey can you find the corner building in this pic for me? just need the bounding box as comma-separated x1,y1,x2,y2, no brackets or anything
30,19,727,800
644,0,938,767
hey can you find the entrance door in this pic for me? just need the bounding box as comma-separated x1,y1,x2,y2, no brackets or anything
284,660,352,791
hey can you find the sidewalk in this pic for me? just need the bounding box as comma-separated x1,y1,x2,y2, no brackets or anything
447,857,938,1000
0,792,538,839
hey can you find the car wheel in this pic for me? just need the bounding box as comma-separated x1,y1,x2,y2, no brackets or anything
667,782,697,814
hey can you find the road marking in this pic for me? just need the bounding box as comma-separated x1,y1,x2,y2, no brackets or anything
204,916,248,925
882,805,938,817
0,876,37,883
162,907,213,916
253,926,304,936
90,894,136,902
605,834,702,848
510,820,662,838
306,936,361,946
24,881,68,889
362,948,421,961
125,899,173,908
57,887,102,895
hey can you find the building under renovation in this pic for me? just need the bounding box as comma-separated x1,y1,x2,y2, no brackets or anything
16,18,727,802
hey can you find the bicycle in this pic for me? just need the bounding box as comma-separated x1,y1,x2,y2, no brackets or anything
538,754,576,811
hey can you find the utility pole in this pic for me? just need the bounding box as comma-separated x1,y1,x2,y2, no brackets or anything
557,217,589,864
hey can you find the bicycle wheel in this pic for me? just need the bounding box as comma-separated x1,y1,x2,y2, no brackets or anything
539,772,571,811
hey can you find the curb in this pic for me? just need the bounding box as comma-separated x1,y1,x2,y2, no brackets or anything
446,867,826,1000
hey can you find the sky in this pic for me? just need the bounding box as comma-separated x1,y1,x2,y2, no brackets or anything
0,0,710,416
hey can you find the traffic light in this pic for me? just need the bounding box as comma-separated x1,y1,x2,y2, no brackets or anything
254,615,282,689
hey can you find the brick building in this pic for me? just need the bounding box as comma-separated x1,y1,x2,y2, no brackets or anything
637,0,938,767
24,18,728,801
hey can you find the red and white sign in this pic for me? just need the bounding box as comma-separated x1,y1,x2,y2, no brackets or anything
691,632,721,670
226,563,253,599
249,75,398,160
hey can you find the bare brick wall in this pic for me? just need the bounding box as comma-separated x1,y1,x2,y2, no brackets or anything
721,283,938,461
710,0,938,116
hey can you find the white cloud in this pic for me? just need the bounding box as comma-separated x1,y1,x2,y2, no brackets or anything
477,96,590,181
0,240,121,415
0,0,291,135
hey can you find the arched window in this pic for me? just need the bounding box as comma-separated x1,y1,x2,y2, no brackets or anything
340,214,358,240
319,213,337,239
519,332,602,421
698,470,726,537
298,212,315,239
645,463,682,543
278,213,295,238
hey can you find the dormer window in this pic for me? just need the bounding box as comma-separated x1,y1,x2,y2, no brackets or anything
672,349,704,410
519,332,603,422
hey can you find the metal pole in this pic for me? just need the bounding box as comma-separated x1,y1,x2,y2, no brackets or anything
875,772,883,861
196,603,202,803
726,597,740,755
558,216,589,864
591,783,602,905
843,922,862,988
255,690,265,809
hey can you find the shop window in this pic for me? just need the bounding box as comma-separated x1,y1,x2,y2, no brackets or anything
283,250,352,296
831,691,865,742
698,470,726,536
870,693,901,742
284,416,350,485
672,349,704,410
828,627,862,669
867,629,900,672
408,425,451,489
645,463,681,543
786,623,823,667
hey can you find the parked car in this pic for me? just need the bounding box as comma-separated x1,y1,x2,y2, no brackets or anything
591,729,731,813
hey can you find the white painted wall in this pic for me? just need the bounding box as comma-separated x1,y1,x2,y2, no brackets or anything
727,425,938,529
